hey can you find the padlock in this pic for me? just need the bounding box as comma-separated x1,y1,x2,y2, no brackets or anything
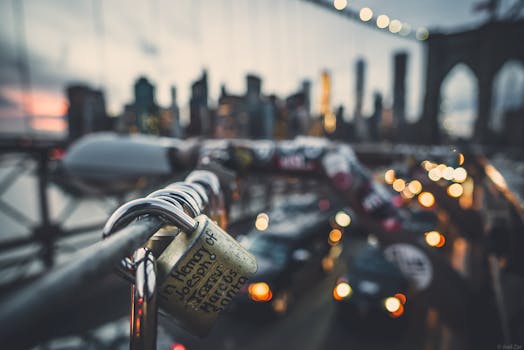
186,171,228,228
166,182,208,214
147,188,201,217
156,213,257,336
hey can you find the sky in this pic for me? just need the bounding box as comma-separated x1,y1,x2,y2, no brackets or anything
0,0,517,135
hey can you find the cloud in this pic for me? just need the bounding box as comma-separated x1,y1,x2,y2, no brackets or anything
0,92,16,108
0,37,79,92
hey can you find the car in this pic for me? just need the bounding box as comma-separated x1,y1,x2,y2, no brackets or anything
230,194,349,318
333,243,411,327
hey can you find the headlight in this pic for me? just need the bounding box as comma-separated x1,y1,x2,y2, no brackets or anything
334,211,351,227
425,230,445,248
384,296,401,312
384,296,405,318
333,282,352,300
248,282,273,302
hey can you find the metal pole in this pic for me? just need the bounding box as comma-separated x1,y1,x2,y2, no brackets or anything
37,150,54,267
130,248,157,350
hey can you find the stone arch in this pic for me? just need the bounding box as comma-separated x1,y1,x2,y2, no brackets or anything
417,20,524,144
438,64,478,141
490,60,524,133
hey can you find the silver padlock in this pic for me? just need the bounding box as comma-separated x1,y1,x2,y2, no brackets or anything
156,213,257,336
146,187,202,257
186,171,228,228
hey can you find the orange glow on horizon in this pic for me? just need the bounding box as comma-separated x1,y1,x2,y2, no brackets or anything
2,87,67,118
31,117,67,132
1,87,67,132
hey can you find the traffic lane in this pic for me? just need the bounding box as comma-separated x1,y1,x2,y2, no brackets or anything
161,239,427,350
162,263,340,350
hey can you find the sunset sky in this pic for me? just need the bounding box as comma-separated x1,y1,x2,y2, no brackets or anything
0,0,519,136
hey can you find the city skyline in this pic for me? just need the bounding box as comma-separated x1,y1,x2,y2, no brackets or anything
0,0,498,135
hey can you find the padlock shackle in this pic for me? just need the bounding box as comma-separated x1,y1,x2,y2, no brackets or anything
166,182,207,213
103,198,197,237
147,188,201,217
186,170,221,196
147,195,185,213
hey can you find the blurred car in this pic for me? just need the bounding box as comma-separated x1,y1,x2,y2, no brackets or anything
231,194,350,318
400,209,439,234
333,243,411,324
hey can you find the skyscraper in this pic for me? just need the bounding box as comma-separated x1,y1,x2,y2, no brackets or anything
66,84,110,141
246,74,271,139
133,76,160,134
393,52,408,140
170,86,182,138
354,59,368,141
187,70,209,136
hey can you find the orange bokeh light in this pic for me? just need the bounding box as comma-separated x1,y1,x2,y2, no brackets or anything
329,229,343,245
418,192,435,208
248,282,273,302
394,293,407,305
390,303,405,318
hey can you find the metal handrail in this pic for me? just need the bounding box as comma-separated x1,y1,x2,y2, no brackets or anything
0,216,164,348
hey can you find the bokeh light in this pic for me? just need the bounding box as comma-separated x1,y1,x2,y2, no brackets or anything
390,303,405,318
425,231,446,248
384,296,401,312
453,167,467,182
255,213,269,231
408,180,422,194
447,183,464,198
442,166,454,181
329,229,343,245
333,0,348,11
416,27,429,40
249,282,273,302
333,282,352,300
436,234,446,248
428,167,442,181
423,160,437,171
389,19,402,33
171,343,187,350
399,22,411,36
376,15,390,29
385,169,396,184
392,178,406,192
458,153,465,165
418,192,435,208
394,293,407,305
335,211,351,227
359,7,373,21
425,231,441,246
402,187,415,199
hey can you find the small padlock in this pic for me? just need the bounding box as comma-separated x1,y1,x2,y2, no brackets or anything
156,213,257,336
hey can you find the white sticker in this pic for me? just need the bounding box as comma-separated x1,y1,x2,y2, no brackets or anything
384,243,433,290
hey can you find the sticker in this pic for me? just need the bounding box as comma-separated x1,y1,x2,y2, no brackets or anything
384,243,433,290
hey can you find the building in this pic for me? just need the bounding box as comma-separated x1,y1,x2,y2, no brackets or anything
246,74,274,139
169,86,182,138
187,71,210,137
133,76,160,135
66,84,111,141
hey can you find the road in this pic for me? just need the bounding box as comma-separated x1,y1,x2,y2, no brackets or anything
161,235,432,350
